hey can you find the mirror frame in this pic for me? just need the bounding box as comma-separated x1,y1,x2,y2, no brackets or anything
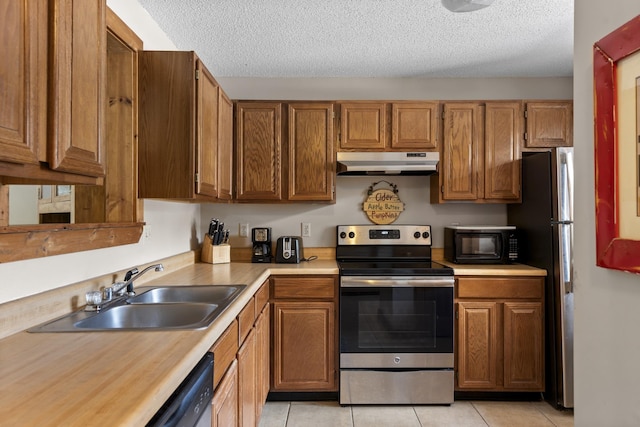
594,15,640,273
0,8,144,263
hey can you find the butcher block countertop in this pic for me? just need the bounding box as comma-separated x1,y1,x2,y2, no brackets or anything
0,261,337,427
438,261,547,276
0,257,544,426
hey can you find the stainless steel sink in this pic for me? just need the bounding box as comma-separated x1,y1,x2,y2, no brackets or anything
73,303,219,330
28,284,247,332
127,285,245,305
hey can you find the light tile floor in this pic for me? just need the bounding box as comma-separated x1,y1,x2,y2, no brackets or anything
258,400,574,427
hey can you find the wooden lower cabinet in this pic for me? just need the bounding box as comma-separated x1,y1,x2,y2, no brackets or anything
271,276,337,392
255,303,270,421
238,328,257,427
455,276,544,392
212,359,238,427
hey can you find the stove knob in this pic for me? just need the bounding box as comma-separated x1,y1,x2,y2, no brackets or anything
413,232,420,239
348,231,355,239
339,232,347,239
422,231,430,239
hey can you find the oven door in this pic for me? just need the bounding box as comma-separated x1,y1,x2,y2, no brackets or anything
340,276,454,355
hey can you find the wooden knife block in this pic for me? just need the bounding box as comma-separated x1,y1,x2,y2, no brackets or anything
201,235,230,264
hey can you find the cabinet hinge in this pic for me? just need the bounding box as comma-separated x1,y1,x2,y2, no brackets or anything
523,132,528,141
441,185,445,194
195,69,200,80
455,311,458,319
195,172,199,183
524,109,528,119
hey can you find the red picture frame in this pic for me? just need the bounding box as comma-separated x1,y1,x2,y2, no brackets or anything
594,15,640,273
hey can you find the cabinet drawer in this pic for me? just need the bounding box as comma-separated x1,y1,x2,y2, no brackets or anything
271,276,336,300
238,297,256,344
255,280,269,314
210,320,239,388
457,277,543,299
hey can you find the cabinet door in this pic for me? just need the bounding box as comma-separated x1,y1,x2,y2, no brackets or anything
272,301,336,391
48,0,105,177
287,103,334,201
238,328,256,427
525,101,573,148
196,61,219,197
339,103,386,150
212,359,238,427
217,90,233,200
456,301,498,389
391,102,439,150
235,103,282,200
138,51,197,199
484,102,521,201
503,302,544,390
0,0,45,166
440,103,483,201
255,303,270,421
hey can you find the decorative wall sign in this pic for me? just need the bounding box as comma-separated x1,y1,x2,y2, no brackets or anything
362,181,405,224
593,14,640,274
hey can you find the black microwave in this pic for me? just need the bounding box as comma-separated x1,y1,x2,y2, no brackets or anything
444,226,519,264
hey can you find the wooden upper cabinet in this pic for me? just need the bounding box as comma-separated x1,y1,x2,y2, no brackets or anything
195,63,219,198
391,102,439,150
138,51,222,201
339,102,386,150
287,103,334,202
524,101,573,149
235,101,335,203
48,0,106,177
0,0,105,182
0,0,45,166
217,90,233,200
484,102,521,201
433,102,521,203
338,101,439,151
235,102,283,201
438,102,484,201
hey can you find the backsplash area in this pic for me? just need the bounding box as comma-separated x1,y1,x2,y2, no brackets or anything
202,175,507,248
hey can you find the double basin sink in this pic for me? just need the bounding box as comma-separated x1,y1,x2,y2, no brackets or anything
29,285,246,332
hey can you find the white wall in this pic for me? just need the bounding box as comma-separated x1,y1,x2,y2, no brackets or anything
574,2,640,426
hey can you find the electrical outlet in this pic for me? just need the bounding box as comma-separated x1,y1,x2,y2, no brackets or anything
239,223,249,237
302,222,311,237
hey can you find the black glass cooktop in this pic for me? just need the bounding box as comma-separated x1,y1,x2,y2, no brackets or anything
338,260,454,276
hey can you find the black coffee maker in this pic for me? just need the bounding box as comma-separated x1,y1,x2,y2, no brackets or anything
251,227,272,263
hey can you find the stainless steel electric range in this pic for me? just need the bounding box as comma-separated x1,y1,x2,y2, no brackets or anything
336,224,455,405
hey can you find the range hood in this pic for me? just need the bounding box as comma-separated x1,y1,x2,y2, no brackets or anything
336,152,439,176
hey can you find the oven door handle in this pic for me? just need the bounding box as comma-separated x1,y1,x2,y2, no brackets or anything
340,276,454,288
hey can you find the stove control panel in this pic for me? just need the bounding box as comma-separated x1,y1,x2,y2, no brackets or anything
337,225,432,246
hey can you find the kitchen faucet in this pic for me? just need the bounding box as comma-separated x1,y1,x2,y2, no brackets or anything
117,263,164,296
86,263,164,311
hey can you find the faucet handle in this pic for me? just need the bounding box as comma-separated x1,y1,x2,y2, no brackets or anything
85,291,103,311
124,267,139,281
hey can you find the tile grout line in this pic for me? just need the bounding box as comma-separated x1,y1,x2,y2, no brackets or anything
470,401,491,427
285,401,292,427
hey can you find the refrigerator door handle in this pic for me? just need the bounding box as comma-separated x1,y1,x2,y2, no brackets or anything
558,222,573,294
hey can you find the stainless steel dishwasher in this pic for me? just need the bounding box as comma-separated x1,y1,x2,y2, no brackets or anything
147,352,213,427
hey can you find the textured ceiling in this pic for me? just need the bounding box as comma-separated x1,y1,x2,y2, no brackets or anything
137,0,574,78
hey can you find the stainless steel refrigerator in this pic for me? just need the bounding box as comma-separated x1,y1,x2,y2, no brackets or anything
507,147,574,409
